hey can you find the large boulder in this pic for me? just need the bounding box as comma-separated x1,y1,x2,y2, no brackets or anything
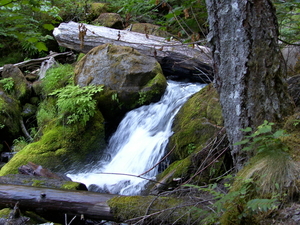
75,43,167,122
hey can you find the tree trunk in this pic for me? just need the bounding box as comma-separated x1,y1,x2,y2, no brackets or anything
53,21,213,83
205,0,294,170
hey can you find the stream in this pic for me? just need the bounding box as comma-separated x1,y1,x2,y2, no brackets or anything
68,80,205,195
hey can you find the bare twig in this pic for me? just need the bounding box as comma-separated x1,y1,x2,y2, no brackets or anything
138,145,176,177
95,172,167,186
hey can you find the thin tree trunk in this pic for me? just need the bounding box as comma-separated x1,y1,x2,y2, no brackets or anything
206,0,294,170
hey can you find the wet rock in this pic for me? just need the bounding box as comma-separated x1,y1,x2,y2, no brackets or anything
1,64,31,103
75,43,167,122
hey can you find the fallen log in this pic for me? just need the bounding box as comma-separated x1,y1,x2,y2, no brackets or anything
0,184,200,224
53,21,213,83
0,184,116,221
0,51,74,73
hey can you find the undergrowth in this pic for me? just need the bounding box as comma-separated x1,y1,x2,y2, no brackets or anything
49,84,103,127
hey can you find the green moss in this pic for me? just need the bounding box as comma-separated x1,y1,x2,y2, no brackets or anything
0,90,22,138
108,195,200,224
0,109,106,175
137,71,166,106
76,53,85,62
0,208,11,218
42,64,74,96
157,157,191,182
169,84,223,160
32,179,45,187
61,181,84,190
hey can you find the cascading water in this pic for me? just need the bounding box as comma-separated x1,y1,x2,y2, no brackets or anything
68,80,205,195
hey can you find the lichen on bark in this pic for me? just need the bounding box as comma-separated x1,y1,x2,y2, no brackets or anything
206,0,294,170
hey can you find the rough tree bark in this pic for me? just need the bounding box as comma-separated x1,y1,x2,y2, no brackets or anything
205,0,294,170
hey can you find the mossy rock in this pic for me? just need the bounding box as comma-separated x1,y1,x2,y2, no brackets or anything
1,64,31,103
152,84,229,191
0,109,106,175
0,88,22,142
75,43,167,122
150,157,192,194
169,84,223,160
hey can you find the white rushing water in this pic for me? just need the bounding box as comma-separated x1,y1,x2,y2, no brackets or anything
68,80,204,195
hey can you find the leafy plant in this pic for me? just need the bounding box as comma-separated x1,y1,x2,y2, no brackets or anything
185,177,280,224
0,77,14,93
12,136,28,152
0,0,61,55
111,93,119,103
187,142,196,154
138,91,148,105
49,84,103,126
273,0,300,44
234,120,289,154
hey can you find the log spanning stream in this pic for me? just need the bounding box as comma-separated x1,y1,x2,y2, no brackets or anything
68,81,205,195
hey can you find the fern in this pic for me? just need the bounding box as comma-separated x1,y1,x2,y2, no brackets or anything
234,120,289,154
50,85,103,126
0,77,14,93
246,198,279,213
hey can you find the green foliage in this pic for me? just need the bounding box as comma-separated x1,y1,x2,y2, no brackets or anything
246,198,279,213
161,0,208,39
49,85,103,126
111,93,119,103
234,120,289,154
186,142,196,154
0,77,14,93
138,91,148,105
0,0,61,56
107,0,207,40
51,0,92,22
36,98,58,128
111,92,123,109
12,136,28,152
42,64,74,95
273,0,300,44
185,177,280,224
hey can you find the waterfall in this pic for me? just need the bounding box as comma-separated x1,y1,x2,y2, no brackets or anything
68,80,204,195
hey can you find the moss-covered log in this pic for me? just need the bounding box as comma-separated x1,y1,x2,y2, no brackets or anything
0,184,200,224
